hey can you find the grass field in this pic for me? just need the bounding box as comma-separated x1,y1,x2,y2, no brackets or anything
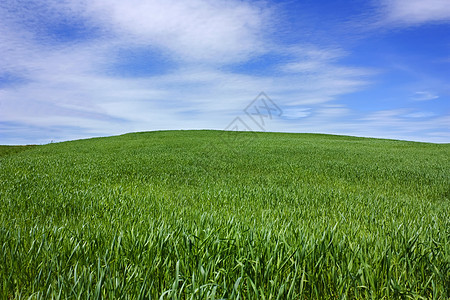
0,145,36,158
1,130,449,299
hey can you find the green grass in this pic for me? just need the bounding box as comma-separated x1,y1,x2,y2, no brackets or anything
0,130,449,299
0,145,36,158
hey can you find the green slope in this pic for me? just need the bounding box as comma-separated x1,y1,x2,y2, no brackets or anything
1,130,449,299
0,145,36,158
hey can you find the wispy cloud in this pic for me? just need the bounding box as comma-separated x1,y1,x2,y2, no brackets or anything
0,0,378,144
79,0,272,65
412,91,439,101
0,0,448,144
358,109,450,142
378,0,450,26
404,111,436,118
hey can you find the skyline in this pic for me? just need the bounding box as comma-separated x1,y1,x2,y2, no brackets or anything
1,0,449,145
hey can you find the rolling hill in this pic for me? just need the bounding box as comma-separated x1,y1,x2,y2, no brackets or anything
1,130,449,298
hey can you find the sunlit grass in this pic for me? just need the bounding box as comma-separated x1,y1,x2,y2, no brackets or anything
1,130,449,298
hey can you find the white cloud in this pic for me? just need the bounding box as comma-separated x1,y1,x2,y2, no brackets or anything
1,0,273,67
412,91,439,101
362,109,408,121
380,0,450,25
76,0,272,64
358,109,450,143
281,107,311,119
404,112,436,118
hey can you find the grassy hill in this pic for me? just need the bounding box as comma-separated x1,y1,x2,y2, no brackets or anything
1,130,449,299
0,145,36,158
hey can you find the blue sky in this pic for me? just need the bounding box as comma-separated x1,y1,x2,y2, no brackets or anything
0,0,449,144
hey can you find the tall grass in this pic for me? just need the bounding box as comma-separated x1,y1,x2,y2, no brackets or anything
1,130,449,298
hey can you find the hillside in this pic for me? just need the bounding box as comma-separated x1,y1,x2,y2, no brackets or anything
0,145,36,158
1,130,449,298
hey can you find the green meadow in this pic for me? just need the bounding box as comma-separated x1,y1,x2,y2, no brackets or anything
0,130,449,299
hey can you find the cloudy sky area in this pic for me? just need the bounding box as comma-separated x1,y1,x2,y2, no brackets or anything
0,0,449,144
